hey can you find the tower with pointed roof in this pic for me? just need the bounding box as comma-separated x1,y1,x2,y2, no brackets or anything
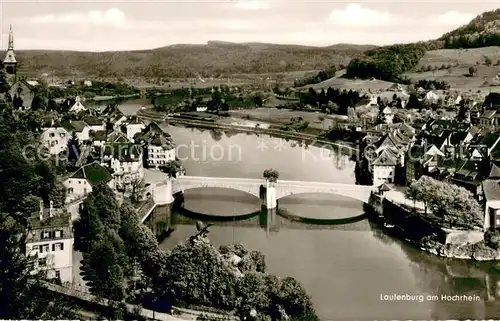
3,25,17,83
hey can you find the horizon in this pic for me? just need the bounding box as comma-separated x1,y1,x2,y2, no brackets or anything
1,1,499,52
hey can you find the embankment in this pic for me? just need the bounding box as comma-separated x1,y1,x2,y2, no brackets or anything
137,109,357,151
367,194,500,261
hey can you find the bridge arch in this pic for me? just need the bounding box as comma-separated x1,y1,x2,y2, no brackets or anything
175,176,263,199
274,181,374,204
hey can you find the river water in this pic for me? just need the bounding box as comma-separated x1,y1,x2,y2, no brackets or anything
119,102,500,320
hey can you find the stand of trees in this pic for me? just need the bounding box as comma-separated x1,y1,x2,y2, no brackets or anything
0,99,77,319
296,87,364,115
405,176,483,229
414,79,451,90
293,66,337,87
345,44,426,82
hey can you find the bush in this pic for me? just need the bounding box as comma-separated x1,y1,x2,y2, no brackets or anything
485,230,500,249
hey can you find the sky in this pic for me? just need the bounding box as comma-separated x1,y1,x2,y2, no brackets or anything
0,0,499,51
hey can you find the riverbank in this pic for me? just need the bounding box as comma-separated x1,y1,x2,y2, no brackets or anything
137,108,358,152
368,194,500,261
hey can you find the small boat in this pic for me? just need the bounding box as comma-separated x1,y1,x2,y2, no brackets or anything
384,223,395,229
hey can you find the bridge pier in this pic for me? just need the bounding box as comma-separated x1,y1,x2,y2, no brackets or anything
149,179,175,236
259,180,279,232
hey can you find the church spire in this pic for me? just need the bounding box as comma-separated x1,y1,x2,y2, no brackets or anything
8,25,14,50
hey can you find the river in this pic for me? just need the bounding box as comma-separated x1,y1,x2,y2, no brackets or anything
119,102,500,320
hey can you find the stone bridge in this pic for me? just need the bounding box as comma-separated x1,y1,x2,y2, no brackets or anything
162,176,374,207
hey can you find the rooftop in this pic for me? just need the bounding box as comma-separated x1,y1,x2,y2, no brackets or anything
69,161,112,186
28,209,71,230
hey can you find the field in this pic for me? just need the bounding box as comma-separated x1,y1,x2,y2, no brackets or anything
405,47,500,92
228,108,339,130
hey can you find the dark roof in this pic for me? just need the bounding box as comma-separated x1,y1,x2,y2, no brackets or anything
483,179,500,201
373,147,398,166
484,92,500,107
28,209,71,230
449,131,468,146
150,134,175,149
93,130,107,141
62,120,87,132
83,116,102,126
107,131,129,143
69,162,112,186
479,133,500,150
378,183,391,191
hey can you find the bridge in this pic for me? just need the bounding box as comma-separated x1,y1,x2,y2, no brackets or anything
140,175,376,229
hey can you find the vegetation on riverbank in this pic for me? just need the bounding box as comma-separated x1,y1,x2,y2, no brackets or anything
74,185,319,320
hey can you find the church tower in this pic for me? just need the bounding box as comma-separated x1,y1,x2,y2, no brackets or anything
3,25,17,82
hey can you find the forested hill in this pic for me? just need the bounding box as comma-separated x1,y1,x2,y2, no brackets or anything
341,8,500,83
14,42,373,79
440,9,500,48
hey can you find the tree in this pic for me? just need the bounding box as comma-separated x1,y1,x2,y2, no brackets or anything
0,71,9,94
278,277,318,321
129,178,146,203
235,272,271,318
159,160,182,179
468,66,477,77
263,169,279,183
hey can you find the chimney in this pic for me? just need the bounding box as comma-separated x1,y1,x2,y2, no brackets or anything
49,200,54,218
39,200,44,221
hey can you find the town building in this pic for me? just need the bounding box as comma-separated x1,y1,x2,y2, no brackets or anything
40,127,70,155
124,116,146,141
69,96,86,113
9,79,38,109
135,122,176,169
63,161,113,203
25,201,73,283
381,106,394,124
102,143,144,191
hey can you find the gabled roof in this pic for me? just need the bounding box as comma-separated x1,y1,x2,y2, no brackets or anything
373,147,398,166
483,179,500,201
93,130,107,141
61,120,88,133
68,162,112,186
106,131,129,143
489,162,500,179
480,110,496,119
83,116,102,126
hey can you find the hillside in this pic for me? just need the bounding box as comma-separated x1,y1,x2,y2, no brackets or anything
14,42,374,79
440,9,500,48
339,8,500,84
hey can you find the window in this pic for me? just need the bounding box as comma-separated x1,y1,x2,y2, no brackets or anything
78,181,81,184
38,258,47,266
497,219,500,226
41,231,50,239
60,133,65,138
53,243,63,251
32,245,39,251
67,187,74,194
54,230,62,238
55,270,60,279
49,133,55,137
83,188,87,194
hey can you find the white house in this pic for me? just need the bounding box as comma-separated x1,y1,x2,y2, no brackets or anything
26,201,74,283
381,106,394,124
41,127,70,155
63,162,113,204
124,117,146,141
424,91,439,104
483,178,500,231
69,96,86,113
103,143,144,191
83,80,92,87
372,147,399,186
145,135,176,169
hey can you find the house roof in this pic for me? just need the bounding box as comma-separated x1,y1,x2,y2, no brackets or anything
61,120,88,133
93,130,107,141
489,162,500,179
83,116,102,126
484,92,500,107
483,179,500,201
69,162,112,186
382,106,393,114
373,147,398,166
378,183,391,191
479,133,500,150
107,131,129,143
480,110,496,119
28,209,71,230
